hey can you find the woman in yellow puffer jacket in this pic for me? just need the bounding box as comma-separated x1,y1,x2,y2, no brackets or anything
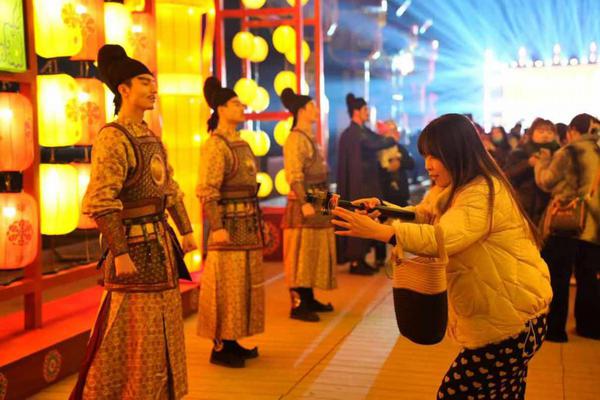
332,114,553,399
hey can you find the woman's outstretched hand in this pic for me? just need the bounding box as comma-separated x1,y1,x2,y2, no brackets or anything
331,206,395,243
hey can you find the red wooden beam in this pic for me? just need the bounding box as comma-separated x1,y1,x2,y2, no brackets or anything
0,280,35,302
221,7,295,18
41,263,99,290
245,111,291,121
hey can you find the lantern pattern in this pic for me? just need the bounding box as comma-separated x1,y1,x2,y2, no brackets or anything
234,78,258,105
0,192,39,269
249,36,269,63
132,12,157,73
232,31,255,59
256,172,273,198
71,0,104,61
72,163,96,229
274,117,293,146
75,78,105,145
0,92,34,171
37,74,82,147
275,169,290,195
272,25,295,54
40,164,79,235
248,86,269,113
104,2,134,56
33,0,83,58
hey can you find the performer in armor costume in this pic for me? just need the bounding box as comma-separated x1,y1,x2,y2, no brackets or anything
280,88,337,322
70,45,197,400
196,77,265,368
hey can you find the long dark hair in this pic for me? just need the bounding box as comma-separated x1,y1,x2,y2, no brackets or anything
418,114,541,246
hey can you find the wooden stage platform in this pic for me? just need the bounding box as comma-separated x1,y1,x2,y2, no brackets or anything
28,261,599,400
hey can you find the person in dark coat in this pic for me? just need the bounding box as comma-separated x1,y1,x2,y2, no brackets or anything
336,93,395,275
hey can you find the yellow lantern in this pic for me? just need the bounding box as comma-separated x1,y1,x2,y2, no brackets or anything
72,163,96,229
272,25,295,54
71,0,105,61
76,78,105,145
275,169,290,195
132,12,157,73
104,2,134,56
249,36,269,63
234,78,258,106
33,0,82,58
254,130,271,156
286,0,309,5
256,172,273,198
249,86,270,113
285,40,311,64
274,71,297,95
125,0,145,11
0,93,34,171
232,32,255,59
274,117,294,146
37,74,82,147
40,164,79,235
242,0,266,9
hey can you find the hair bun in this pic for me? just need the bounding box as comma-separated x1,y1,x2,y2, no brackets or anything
203,77,222,108
281,88,296,111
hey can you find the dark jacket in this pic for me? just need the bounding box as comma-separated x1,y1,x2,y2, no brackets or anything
379,144,415,206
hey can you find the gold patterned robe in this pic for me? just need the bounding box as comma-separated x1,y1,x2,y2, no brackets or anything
77,117,189,400
196,129,265,340
282,129,337,290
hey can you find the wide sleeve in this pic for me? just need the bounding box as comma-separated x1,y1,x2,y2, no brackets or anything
196,136,229,231
392,181,492,257
283,131,312,204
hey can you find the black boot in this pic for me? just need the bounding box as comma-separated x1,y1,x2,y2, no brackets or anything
290,288,320,322
210,340,245,368
307,288,334,312
349,259,376,275
231,341,259,359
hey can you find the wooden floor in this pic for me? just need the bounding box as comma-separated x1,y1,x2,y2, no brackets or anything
33,261,600,399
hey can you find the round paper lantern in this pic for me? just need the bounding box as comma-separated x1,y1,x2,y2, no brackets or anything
249,86,270,113
242,0,266,9
131,12,157,73
285,40,311,64
234,78,258,105
232,31,255,59
104,2,134,56
0,192,39,269
275,169,290,195
240,129,270,157
37,74,82,147
71,0,104,61
274,117,294,146
0,93,34,171
249,36,269,63
73,163,96,229
272,25,295,54
33,0,83,58
256,172,273,198
286,0,309,5
40,164,79,235
75,78,105,145
274,71,297,95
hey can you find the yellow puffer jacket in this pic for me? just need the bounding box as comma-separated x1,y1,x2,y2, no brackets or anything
392,177,552,349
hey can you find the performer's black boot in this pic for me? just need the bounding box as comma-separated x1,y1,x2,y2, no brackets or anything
290,288,320,322
306,288,334,312
349,259,376,275
231,341,259,359
210,339,245,368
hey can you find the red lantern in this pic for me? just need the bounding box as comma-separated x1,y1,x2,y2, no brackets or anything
75,78,106,145
71,0,105,61
0,192,39,270
0,92,34,171
132,13,157,73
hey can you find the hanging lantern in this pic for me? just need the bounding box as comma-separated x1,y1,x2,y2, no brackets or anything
274,117,293,146
275,169,290,195
234,78,258,105
75,78,105,145
40,164,80,235
274,71,297,95
104,2,134,56
256,172,273,198
249,36,269,63
132,12,157,73
0,92,34,171
72,163,96,229
124,0,145,12
286,0,309,6
232,31,255,59
242,0,266,9
240,129,270,157
71,0,104,61
37,74,82,147
272,25,295,54
0,192,39,270
249,86,270,113
33,0,83,58
285,40,311,64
